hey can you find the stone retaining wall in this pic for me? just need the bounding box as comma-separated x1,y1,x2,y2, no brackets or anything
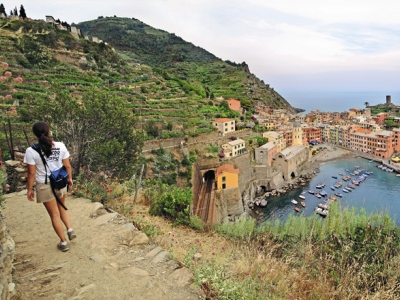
0,212,16,300
5,151,27,193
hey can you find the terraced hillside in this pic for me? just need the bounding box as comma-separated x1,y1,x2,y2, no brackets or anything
78,17,294,112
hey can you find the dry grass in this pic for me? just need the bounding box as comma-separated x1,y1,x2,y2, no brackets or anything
108,196,400,300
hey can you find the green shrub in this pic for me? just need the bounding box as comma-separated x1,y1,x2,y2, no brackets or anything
147,180,193,225
189,215,204,230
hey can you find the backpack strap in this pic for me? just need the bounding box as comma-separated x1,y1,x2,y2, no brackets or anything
31,144,68,210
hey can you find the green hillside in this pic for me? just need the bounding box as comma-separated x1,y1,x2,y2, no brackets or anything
78,17,294,111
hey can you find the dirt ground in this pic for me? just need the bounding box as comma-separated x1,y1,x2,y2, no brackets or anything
3,192,204,300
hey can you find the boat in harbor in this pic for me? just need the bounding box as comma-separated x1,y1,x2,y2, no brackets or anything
308,190,314,194
294,206,300,212
315,207,329,217
332,175,338,179
320,190,328,197
331,186,335,191
334,192,343,197
299,195,306,199
318,203,329,210
315,192,322,198
291,199,298,205
300,201,306,207
343,188,349,193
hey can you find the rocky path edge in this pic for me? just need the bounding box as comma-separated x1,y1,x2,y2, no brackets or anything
3,191,205,300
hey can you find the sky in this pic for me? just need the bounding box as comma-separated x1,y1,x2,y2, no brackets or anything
2,0,400,106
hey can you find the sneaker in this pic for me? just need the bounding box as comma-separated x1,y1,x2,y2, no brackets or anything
57,242,69,252
67,230,77,241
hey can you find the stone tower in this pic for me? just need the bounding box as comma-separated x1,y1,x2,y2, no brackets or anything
386,95,391,105
292,122,303,146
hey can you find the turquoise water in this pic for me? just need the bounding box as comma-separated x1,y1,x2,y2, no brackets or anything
260,157,400,225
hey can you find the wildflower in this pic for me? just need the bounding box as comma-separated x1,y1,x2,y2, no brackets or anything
1,62,9,68
4,71,12,77
13,77,23,83
142,214,145,218
171,238,174,241
257,274,262,278
245,271,250,275
5,184,10,191
221,246,226,250
168,231,172,235
12,89,17,93
289,293,295,300
212,252,215,255
5,94,12,99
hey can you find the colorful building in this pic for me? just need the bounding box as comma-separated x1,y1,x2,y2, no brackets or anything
254,141,278,165
216,164,239,190
221,139,246,158
213,118,235,136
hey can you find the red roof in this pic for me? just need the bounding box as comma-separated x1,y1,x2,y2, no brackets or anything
216,164,239,176
215,118,233,123
227,99,241,111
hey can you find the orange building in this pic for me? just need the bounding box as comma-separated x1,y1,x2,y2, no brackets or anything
349,129,394,158
216,164,239,190
302,126,322,143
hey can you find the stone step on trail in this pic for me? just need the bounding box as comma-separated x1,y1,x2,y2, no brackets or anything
4,192,205,300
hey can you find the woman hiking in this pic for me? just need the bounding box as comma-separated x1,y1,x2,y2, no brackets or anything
24,121,76,252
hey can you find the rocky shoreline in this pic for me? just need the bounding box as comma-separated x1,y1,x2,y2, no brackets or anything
249,144,356,219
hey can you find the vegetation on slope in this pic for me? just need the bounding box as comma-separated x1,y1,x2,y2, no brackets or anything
78,16,294,111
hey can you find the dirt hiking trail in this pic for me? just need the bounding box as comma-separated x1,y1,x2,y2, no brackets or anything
4,192,205,300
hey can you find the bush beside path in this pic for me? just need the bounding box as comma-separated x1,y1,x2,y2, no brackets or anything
3,192,204,300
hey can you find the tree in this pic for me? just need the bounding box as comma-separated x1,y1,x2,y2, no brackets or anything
0,3,7,16
364,102,369,108
13,6,17,16
19,5,26,19
33,87,144,179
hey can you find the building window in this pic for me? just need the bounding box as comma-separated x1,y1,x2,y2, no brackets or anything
222,183,226,189
222,176,226,182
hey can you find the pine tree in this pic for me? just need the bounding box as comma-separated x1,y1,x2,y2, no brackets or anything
0,3,7,17
19,5,26,19
9,9,13,16
13,6,17,16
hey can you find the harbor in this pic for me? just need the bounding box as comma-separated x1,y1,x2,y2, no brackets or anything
260,156,400,225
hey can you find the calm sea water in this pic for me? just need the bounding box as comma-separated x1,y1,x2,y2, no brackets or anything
280,90,400,113
260,157,400,225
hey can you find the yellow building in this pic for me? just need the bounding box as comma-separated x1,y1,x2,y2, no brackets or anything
263,131,286,152
216,164,239,190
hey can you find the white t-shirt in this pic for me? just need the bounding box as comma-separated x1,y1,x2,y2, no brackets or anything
24,141,70,183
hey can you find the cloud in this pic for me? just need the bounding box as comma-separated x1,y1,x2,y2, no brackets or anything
2,0,400,92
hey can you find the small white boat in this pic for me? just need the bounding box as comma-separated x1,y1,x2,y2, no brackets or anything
291,199,298,205
299,195,306,199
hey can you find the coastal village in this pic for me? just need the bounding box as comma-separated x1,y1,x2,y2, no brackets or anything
190,95,400,224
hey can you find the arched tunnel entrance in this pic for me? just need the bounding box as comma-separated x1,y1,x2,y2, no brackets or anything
193,169,216,223
203,170,215,182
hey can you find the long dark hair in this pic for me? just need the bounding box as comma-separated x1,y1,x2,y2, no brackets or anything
32,122,53,157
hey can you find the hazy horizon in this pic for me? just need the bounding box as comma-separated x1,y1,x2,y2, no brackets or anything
1,0,399,95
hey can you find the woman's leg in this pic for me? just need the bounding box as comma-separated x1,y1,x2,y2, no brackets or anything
43,199,67,242
57,194,72,230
